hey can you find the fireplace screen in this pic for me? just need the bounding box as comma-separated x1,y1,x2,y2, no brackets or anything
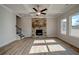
36,30,43,36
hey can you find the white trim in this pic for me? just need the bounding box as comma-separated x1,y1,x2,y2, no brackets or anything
0,5,13,13
0,38,17,47
0,5,21,17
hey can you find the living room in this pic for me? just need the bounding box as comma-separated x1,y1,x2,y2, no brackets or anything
0,4,79,55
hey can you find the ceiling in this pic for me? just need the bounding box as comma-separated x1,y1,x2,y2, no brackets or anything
4,4,76,18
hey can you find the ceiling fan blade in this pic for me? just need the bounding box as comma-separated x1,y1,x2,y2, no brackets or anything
40,8,47,12
41,13,46,15
33,8,38,12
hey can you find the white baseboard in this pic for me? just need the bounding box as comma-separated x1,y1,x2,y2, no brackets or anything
0,38,17,48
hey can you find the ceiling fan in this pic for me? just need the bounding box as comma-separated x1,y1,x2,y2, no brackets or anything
31,5,47,16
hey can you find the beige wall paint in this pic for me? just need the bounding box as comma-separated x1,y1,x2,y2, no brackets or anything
0,5,16,47
57,5,79,48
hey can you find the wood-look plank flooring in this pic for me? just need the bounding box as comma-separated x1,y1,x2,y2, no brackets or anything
0,38,79,55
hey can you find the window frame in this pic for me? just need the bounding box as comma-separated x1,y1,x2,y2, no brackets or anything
60,18,67,35
69,12,79,38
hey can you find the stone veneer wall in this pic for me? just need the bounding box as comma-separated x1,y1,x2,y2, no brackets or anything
32,18,47,38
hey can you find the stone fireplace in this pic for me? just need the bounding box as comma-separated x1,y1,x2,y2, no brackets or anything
32,18,46,38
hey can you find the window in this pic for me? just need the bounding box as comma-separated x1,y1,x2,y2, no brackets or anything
69,13,79,37
61,18,67,34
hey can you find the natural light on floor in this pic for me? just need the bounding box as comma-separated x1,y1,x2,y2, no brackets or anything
29,39,66,54
45,39,57,43
29,45,48,54
33,40,45,44
48,44,66,52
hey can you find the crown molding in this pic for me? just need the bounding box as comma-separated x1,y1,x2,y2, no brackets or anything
0,5,13,13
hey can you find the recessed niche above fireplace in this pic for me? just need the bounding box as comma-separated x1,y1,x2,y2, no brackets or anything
32,18,46,38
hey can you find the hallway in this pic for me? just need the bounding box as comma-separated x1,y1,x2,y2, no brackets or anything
0,38,78,55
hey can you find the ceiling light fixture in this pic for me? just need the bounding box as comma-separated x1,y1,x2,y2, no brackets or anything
37,12,41,15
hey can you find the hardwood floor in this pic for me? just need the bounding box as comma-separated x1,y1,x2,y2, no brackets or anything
0,38,79,55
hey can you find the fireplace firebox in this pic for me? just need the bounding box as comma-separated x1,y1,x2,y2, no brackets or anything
36,30,43,36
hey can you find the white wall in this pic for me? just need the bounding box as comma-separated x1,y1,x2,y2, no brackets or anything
57,5,79,48
20,17,57,37
47,18,57,37
21,16,32,37
0,5,16,47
